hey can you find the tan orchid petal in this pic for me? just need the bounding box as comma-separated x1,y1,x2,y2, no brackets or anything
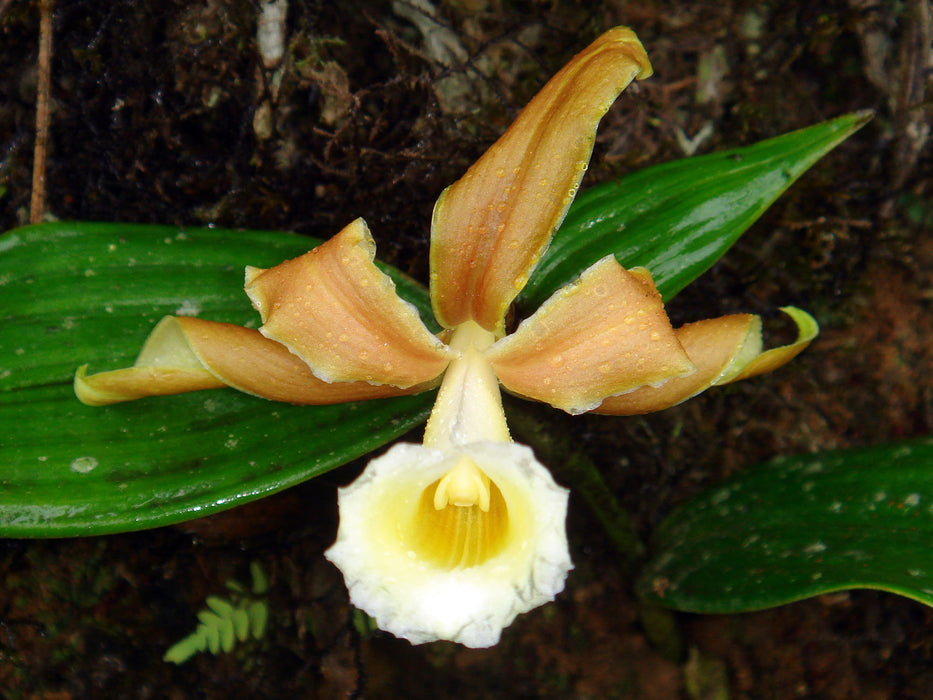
591,314,762,415
430,27,653,333
592,306,819,415
717,306,819,384
75,316,226,406
245,218,453,388
173,316,432,403
75,316,427,407
486,257,695,415
74,365,224,407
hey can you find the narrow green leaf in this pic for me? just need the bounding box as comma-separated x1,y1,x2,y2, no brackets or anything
205,619,221,654
218,615,236,653
250,561,269,595
206,595,235,618
233,607,251,642
163,633,203,664
225,580,247,594
520,111,872,311
248,600,268,639
198,609,223,627
1,111,868,539
637,437,933,613
0,222,434,537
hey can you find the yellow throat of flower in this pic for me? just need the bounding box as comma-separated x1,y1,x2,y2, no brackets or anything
414,456,510,570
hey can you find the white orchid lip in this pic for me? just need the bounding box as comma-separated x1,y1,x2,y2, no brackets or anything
324,441,571,648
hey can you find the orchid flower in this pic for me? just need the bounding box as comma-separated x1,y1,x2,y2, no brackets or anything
75,27,817,647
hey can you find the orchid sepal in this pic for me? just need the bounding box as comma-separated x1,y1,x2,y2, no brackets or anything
75,316,429,407
429,26,653,334
592,307,819,415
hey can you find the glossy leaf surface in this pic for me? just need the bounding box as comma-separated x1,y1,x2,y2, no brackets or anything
0,222,434,536
638,438,933,612
519,111,872,311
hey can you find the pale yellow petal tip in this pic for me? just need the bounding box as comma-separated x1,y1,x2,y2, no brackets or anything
74,364,116,406
244,265,265,288
721,306,819,384
779,305,820,341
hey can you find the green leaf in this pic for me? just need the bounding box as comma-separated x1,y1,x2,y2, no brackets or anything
0,222,434,537
225,580,247,594
0,115,869,538
519,111,872,311
206,595,235,618
637,437,933,613
205,620,221,654
198,609,223,627
248,600,268,639
233,607,251,642
218,615,236,653
249,561,269,595
163,633,203,664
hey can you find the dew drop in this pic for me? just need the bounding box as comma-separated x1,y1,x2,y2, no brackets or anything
804,541,827,554
70,456,98,474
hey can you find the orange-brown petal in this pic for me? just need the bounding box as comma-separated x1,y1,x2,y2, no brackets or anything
592,306,819,415
486,257,695,414
75,365,225,406
75,316,428,407
430,27,653,334
592,314,761,415
174,317,433,403
245,218,452,388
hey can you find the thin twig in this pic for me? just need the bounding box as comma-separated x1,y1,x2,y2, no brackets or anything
30,0,53,224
